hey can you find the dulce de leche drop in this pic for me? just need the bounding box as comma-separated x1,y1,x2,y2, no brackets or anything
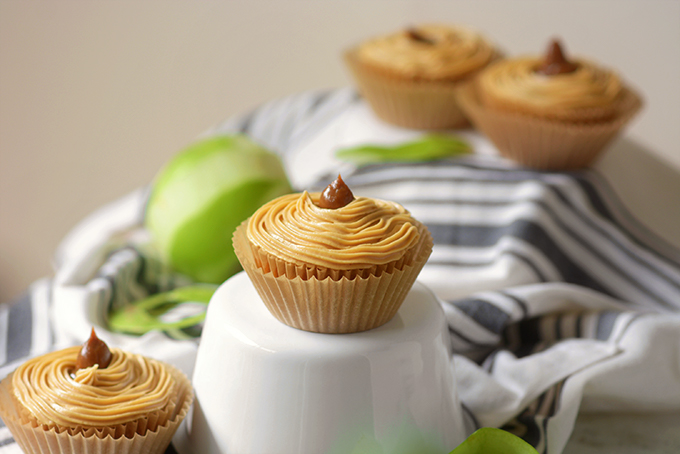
75,328,112,371
318,175,355,209
406,27,436,45
536,39,578,76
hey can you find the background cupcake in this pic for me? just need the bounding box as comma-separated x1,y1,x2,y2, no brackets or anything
233,176,433,334
457,39,643,169
0,330,193,454
345,24,499,129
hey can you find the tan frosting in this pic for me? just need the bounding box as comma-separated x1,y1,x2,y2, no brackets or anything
356,24,496,81
478,56,622,114
11,346,176,428
247,191,422,270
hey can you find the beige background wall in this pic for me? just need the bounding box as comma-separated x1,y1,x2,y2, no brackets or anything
1,0,679,303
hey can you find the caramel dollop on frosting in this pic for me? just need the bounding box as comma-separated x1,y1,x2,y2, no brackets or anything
247,192,422,269
536,39,578,76
357,24,496,81
405,28,436,45
75,328,112,371
318,175,354,209
478,49,622,114
11,346,177,428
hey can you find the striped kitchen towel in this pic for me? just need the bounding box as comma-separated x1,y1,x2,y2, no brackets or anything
1,88,680,454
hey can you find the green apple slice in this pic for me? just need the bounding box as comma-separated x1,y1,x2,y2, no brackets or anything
145,134,292,284
449,428,539,454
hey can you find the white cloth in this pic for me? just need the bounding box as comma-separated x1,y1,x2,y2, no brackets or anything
2,88,680,453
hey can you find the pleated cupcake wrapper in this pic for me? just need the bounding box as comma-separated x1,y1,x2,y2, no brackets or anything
457,81,643,170
0,366,193,454
233,222,433,334
249,235,419,281
344,49,472,130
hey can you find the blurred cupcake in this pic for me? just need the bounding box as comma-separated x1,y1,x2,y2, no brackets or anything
458,39,643,169
0,329,193,454
233,175,433,334
344,24,499,129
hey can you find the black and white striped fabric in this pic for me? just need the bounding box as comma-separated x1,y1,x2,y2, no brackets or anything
2,88,680,454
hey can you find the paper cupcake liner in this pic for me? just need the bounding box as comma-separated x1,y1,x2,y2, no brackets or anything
457,81,643,170
0,365,193,454
233,222,433,334
248,233,419,281
344,49,472,130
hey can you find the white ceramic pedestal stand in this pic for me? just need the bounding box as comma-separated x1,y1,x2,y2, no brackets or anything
174,271,466,454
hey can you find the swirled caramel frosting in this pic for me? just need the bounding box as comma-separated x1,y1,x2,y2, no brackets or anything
356,24,496,81
246,191,423,270
11,346,178,428
478,56,623,120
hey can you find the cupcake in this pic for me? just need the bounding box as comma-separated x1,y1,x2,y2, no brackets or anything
344,24,499,129
232,175,433,334
0,329,193,454
457,39,643,169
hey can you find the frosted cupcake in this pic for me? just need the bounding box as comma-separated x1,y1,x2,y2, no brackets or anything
0,329,193,454
344,24,498,129
233,175,433,334
458,39,643,169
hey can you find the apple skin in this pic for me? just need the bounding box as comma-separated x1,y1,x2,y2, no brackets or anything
145,134,292,284
449,428,538,454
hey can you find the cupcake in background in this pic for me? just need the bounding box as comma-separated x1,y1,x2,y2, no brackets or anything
457,38,643,169
233,175,433,334
344,24,499,130
0,329,193,454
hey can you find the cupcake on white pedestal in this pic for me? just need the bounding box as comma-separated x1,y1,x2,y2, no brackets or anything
177,178,466,453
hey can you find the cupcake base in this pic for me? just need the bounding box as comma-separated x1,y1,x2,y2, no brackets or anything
457,81,643,170
0,366,193,454
232,222,433,334
344,50,472,130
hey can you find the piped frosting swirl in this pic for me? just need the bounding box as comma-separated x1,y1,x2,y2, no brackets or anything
11,346,177,428
478,56,622,116
357,24,496,81
246,191,422,270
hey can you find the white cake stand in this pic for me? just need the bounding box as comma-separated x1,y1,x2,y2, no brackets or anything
173,271,466,454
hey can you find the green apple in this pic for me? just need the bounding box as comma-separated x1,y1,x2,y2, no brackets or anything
145,134,292,284
449,428,538,454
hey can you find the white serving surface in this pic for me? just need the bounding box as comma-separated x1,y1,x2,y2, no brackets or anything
177,271,466,454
